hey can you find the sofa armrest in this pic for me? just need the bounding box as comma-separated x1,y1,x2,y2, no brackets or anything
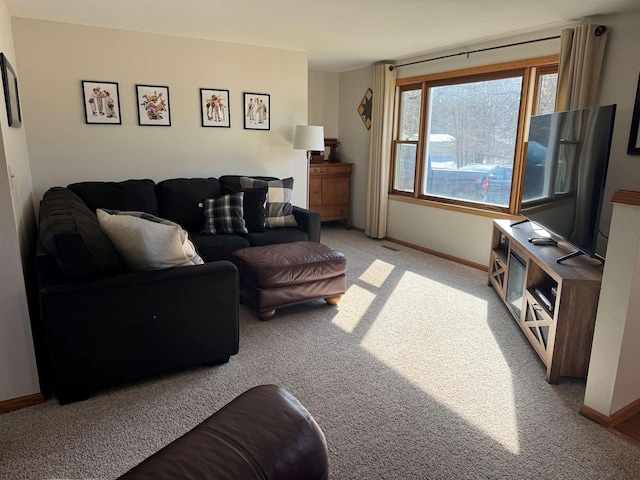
40,261,239,402
292,206,321,243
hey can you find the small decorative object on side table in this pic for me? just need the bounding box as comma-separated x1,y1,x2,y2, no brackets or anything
324,138,340,162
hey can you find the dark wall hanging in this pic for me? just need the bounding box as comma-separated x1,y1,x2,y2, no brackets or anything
628,72,640,155
1,53,21,128
358,88,373,130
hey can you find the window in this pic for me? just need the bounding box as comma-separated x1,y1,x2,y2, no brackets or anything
393,88,421,192
534,68,558,116
390,57,558,215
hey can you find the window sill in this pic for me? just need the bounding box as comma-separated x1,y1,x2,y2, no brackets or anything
388,193,522,220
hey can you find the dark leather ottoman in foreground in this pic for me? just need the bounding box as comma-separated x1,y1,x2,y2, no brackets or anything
231,241,347,320
118,385,328,480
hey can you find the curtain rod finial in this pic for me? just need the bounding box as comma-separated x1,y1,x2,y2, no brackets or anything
595,25,607,36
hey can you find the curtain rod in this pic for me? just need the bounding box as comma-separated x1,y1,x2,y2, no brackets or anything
389,34,563,71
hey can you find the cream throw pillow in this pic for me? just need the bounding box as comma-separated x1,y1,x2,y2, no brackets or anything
97,209,204,271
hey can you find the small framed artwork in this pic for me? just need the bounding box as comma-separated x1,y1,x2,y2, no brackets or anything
81,80,121,125
1,53,22,128
627,73,640,155
136,84,171,126
200,88,230,128
244,92,270,130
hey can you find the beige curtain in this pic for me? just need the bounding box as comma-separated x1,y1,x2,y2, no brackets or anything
365,63,396,238
555,24,608,111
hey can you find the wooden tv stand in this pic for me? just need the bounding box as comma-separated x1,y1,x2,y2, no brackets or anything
488,219,604,384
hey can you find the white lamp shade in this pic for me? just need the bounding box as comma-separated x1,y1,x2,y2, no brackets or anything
294,125,325,151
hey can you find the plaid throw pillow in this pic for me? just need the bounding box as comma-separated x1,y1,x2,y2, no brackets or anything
239,177,297,228
202,192,248,234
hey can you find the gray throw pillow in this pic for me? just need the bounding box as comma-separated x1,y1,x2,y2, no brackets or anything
239,176,297,228
97,209,204,271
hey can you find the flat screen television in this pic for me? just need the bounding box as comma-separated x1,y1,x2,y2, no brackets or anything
520,104,616,263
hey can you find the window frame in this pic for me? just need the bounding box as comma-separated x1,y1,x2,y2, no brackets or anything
389,56,559,217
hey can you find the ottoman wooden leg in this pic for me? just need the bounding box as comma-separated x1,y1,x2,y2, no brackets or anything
325,295,342,306
257,309,276,321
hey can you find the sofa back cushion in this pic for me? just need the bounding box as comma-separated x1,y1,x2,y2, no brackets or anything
156,178,221,231
38,187,125,280
219,175,277,195
68,179,159,216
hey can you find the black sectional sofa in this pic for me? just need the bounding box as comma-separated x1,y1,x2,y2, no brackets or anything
36,176,320,404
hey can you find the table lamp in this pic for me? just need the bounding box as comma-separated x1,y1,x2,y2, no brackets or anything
294,125,325,162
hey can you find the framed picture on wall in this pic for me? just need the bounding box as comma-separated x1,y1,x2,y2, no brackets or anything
136,84,171,126
627,73,640,155
1,53,22,128
81,80,121,125
243,92,270,130
200,88,230,128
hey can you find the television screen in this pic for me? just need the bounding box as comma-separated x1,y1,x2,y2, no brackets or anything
521,104,616,261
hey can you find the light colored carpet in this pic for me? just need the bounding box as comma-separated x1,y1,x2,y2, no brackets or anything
1,225,638,479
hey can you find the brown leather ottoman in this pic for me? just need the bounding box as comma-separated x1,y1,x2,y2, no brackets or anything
230,241,347,320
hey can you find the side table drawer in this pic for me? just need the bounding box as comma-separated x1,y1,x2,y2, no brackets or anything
310,165,352,175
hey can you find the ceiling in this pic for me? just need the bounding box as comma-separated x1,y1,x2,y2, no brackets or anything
6,0,639,72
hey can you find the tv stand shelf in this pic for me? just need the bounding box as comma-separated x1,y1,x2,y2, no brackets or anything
488,219,603,383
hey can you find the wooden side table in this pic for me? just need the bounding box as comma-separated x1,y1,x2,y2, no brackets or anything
309,162,353,228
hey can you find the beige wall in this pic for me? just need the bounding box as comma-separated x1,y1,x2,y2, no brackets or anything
308,70,339,138
582,10,640,416
338,65,373,230
613,242,640,412
12,18,309,207
0,0,39,402
595,10,640,238
584,201,640,415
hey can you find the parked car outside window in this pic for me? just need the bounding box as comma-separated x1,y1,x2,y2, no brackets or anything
427,163,513,205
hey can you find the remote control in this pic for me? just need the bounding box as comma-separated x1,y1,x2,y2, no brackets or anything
529,237,557,245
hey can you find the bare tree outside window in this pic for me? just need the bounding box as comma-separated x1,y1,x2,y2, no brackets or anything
537,73,558,115
423,76,522,206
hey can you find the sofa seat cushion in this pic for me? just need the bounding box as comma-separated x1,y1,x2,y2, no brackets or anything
97,209,204,271
156,178,221,231
68,179,159,216
190,233,250,262
246,228,308,247
38,187,125,280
